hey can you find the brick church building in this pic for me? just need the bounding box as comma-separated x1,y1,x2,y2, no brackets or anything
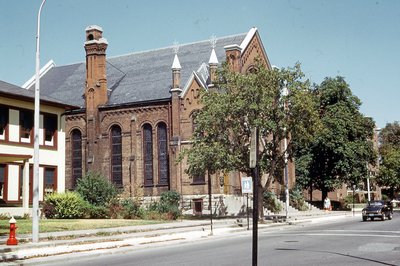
27,26,295,213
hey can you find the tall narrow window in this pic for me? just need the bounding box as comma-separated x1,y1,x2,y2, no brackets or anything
44,114,57,146
71,129,82,188
190,110,205,184
111,125,123,187
143,124,153,186
0,106,8,140
44,167,56,195
20,109,33,143
157,123,169,186
0,164,5,200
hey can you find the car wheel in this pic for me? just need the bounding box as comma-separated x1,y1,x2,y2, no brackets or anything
381,213,385,221
362,216,367,221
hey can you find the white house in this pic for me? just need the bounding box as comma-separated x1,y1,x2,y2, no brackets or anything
0,80,77,216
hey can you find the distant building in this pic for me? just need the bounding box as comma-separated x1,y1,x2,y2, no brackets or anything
25,26,295,214
0,80,76,216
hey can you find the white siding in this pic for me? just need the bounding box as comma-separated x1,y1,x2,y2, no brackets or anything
39,114,44,145
7,165,19,201
39,167,44,201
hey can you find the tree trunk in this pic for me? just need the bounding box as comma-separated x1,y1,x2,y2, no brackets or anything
321,187,328,203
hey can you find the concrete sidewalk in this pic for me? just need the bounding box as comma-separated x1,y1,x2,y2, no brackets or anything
0,211,352,264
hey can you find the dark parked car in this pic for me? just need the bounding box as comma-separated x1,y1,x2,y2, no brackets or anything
362,200,393,221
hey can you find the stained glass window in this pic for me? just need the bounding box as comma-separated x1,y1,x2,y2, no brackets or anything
143,124,153,186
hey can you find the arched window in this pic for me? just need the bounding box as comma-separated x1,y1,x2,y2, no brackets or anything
71,129,82,188
157,123,169,186
143,124,153,186
110,125,123,187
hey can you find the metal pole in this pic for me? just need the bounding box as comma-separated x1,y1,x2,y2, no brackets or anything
367,176,371,201
208,171,213,236
283,128,289,220
252,127,259,266
247,193,249,230
32,0,46,243
282,83,289,220
352,185,355,217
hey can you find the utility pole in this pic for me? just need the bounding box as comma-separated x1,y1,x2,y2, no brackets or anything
250,127,259,266
32,0,46,243
208,171,213,235
282,82,289,220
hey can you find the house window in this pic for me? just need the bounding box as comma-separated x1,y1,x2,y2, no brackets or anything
143,124,153,186
44,114,57,146
0,164,5,200
193,173,205,184
191,110,198,134
44,167,56,195
0,106,8,140
191,110,204,137
157,123,168,186
71,129,82,188
20,109,33,143
19,165,32,203
111,125,123,187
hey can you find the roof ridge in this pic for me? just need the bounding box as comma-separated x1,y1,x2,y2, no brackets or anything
108,32,248,60
47,32,248,68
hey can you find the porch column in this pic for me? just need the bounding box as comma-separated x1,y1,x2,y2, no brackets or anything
23,160,30,214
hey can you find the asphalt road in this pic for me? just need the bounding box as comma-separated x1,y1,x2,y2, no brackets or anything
31,214,400,266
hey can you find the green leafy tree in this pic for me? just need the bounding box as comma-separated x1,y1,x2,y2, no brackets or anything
376,122,400,197
295,77,376,200
181,62,320,218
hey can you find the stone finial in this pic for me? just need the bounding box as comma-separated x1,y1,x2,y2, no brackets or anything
208,35,219,65
171,41,181,70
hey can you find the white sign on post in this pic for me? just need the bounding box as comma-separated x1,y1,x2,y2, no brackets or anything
241,176,253,194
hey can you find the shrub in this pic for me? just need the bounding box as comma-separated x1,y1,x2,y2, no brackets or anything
145,191,181,220
120,198,145,219
289,188,309,211
42,192,87,219
76,171,118,206
158,191,181,220
263,191,282,213
86,205,109,219
160,191,180,206
107,198,123,219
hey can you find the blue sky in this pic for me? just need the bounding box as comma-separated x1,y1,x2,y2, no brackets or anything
0,0,399,128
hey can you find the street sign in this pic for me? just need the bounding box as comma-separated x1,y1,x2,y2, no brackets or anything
241,176,253,194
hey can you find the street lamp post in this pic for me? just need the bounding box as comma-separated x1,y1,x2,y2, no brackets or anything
32,0,46,243
367,175,371,201
282,82,289,220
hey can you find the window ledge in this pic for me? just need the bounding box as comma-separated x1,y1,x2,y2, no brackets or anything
191,182,206,186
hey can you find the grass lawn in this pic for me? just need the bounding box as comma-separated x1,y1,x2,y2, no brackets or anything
0,219,166,236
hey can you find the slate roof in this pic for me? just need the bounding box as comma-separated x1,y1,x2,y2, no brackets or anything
0,80,77,109
28,33,247,108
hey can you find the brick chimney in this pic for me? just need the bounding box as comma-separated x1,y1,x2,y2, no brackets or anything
224,44,242,73
84,25,108,168
84,25,108,116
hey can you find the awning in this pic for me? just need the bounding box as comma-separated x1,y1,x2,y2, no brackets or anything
0,153,32,163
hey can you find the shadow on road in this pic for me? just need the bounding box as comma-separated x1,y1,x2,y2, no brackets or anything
275,248,398,266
